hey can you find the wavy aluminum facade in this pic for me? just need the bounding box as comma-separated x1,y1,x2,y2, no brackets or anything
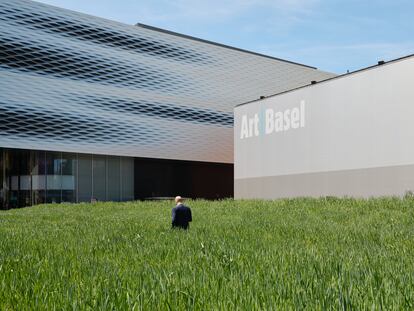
0,0,334,165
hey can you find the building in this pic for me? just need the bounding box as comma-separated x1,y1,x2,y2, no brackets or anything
235,55,414,199
0,0,334,208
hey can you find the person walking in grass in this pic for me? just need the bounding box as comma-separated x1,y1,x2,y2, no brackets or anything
172,196,192,230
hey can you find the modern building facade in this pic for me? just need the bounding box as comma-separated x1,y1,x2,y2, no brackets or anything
235,55,414,199
0,0,334,208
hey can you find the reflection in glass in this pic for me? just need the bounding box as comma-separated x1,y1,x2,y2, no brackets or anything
20,151,31,207
46,152,62,203
78,154,92,202
0,148,136,208
31,150,46,205
121,157,134,201
61,153,77,203
2,150,10,209
93,155,106,201
8,150,31,208
0,149,3,209
107,156,120,201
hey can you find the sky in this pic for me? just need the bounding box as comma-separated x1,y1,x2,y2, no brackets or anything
35,0,414,74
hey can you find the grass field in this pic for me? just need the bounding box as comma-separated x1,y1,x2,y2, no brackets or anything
1,198,414,310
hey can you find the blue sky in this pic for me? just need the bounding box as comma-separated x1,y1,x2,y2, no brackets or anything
36,0,414,74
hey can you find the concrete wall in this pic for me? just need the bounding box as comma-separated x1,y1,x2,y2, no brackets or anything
234,56,414,198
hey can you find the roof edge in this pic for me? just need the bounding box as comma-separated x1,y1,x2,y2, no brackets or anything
235,53,414,108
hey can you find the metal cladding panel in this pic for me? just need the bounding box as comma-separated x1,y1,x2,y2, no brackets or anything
0,0,334,163
234,56,414,198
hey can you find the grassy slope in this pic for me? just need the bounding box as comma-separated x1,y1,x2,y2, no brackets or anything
0,198,414,310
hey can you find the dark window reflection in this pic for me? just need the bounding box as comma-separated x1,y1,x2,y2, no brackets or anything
7,149,31,208
46,152,62,204
93,155,106,201
0,149,4,209
78,154,92,202
31,150,46,205
107,156,120,202
1,149,10,209
61,153,77,203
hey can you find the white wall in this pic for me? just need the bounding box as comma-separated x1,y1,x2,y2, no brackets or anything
234,56,414,198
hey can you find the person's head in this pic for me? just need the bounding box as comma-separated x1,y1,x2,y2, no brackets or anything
175,196,183,204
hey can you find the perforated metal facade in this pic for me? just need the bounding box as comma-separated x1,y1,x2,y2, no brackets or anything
0,0,334,164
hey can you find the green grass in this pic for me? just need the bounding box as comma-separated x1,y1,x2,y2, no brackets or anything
1,198,414,310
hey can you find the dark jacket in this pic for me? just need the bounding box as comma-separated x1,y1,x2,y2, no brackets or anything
172,204,192,229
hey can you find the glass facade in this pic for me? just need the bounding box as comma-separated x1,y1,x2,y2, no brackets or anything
0,147,234,209
0,148,134,209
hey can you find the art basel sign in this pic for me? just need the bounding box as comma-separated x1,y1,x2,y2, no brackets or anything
240,100,306,139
